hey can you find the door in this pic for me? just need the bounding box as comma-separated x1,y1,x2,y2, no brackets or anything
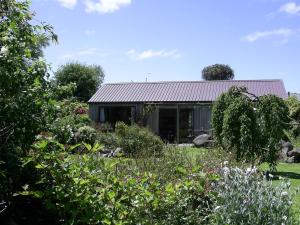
159,108,177,143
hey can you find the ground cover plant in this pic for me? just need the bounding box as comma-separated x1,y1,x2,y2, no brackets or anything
212,166,296,225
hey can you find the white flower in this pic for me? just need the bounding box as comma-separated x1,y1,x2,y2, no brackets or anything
282,215,287,221
246,167,252,174
281,191,288,196
0,46,8,55
223,161,229,166
269,173,274,178
222,166,230,175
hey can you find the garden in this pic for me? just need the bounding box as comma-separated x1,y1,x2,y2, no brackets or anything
1,1,300,224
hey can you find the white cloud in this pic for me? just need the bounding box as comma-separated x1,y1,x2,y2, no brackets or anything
280,2,300,15
243,28,295,42
61,48,107,60
56,0,77,9
127,49,181,60
84,0,132,14
84,29,96,36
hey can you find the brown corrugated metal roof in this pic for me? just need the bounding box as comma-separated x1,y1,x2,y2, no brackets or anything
88,79,287,103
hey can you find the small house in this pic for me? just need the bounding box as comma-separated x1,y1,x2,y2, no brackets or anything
88,79,287,143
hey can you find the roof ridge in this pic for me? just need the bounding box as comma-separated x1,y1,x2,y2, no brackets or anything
104,79,283,85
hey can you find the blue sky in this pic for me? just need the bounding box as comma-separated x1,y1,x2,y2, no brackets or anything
31,0,300,92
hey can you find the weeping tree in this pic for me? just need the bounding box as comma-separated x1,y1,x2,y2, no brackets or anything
202,64,234,81
212,87,290,170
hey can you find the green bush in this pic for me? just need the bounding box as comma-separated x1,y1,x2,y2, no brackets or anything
286,96,300,137
23,140,215,225
75,126,97,145
97,132,121,149
212,167,296,225
115,122,164,156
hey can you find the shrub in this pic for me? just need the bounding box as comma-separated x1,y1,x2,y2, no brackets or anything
97,132,120,149
75,126,97,145
23,140,215,225
115,122,164,156
212,167,296,225
50,115,90,144
286,96,300,137
54,100,89,118
51,82,76,100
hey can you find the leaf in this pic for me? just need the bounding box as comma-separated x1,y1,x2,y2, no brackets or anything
83,143,92,151
165,183,174,193
176,166,187,175
35,163,46,169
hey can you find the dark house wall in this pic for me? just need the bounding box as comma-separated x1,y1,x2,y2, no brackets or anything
88,103,212,142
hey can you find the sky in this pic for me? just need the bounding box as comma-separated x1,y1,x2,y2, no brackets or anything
31,0,300,92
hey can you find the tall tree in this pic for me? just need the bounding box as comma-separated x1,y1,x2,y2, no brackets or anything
55,62,105,102
0,0,56,212
202,64,234,81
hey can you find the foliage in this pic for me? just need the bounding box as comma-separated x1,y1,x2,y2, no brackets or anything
0,0,56,211
50,82,77,101
55,62,105,102
286,96,300,137
53,99,89,118
212,167,296,225
23,140,215,225
257,95,291,166
212,86,290,169
75,126,97,145
97,132,121,149
115,122,164,156
46,100,90,144
202,64,234,81
50,115,90,144
136,104,157,126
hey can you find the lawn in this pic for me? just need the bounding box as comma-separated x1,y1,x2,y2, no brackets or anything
261,163,300,212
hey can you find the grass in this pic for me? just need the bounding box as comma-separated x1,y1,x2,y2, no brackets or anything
261,163,300,212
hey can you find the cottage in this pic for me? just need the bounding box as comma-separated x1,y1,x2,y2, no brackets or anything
88,79,287,143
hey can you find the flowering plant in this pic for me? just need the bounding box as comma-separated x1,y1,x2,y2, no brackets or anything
213,166,296,225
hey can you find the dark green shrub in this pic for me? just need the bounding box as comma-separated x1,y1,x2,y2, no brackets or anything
286,96,300,137
97,132,120,149
115,122,164,156
0,0,56,211
75,126,97,145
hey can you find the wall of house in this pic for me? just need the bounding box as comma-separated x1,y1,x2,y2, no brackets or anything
147,108,159,135
89,103,100,122
89,103,213,141
88,103,142,124
193,105,212,136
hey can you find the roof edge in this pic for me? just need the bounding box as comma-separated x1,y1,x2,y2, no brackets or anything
102,79,284,86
